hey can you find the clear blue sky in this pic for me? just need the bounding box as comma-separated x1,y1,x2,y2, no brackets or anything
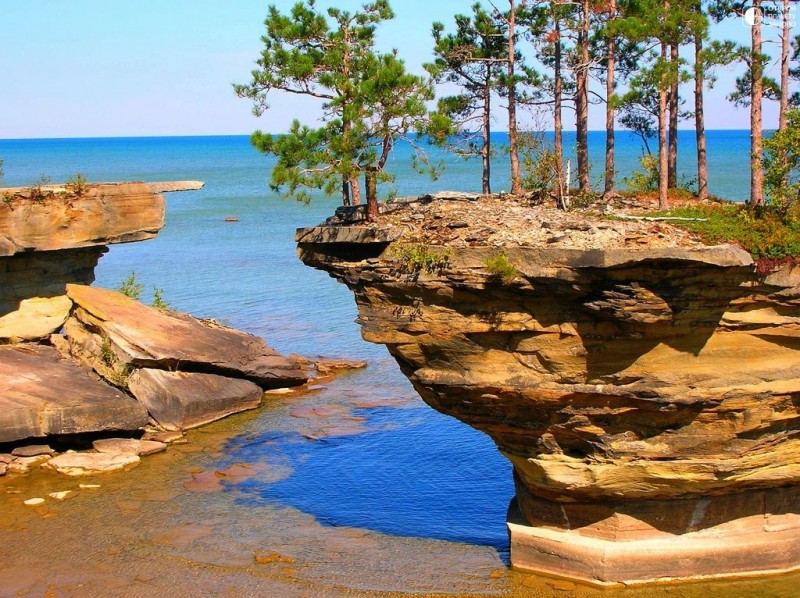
0,0,788,139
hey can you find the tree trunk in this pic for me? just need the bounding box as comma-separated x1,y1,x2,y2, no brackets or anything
659,40,669,210
604,3,616,200
350,176,362,205
780,0,790,131
695,29,708,201
554,15,564,200
482,76,492,195
365,171,379,222
576,0,590,191
341,177,351,206
778,0,791,187
668,43,679,189
508,0,521,195
751,0,764,205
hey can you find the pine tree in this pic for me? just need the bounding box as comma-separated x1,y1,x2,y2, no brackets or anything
427,3,507,195
235,0,432,221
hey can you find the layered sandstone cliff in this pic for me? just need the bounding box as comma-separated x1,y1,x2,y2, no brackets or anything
297,194,800,584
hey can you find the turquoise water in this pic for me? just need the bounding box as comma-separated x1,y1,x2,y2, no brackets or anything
0,132,754,561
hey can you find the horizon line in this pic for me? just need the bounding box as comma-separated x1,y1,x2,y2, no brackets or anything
0,129,760,142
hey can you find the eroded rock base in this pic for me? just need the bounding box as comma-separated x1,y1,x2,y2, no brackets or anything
508,485,800,586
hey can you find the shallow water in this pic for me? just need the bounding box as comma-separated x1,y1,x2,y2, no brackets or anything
1,135,796,596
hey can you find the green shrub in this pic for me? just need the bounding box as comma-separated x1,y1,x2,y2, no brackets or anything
118,272,143,300
390,243,451,276
66,173,88,197
483,251,518,283
151,287,171,310
644,202,800,262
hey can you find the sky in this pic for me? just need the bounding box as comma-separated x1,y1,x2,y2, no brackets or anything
0,0,793,139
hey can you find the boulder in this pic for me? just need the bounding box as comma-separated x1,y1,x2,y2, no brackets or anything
0,345,149,443
44,452,140,476
0,296,72,341
64,284,308,389
127,369,264,430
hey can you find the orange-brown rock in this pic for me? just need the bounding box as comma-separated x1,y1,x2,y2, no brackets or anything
0,344,148,443
62,284,309,389
0,182,165,255
297,194,800,584
0,181,169,317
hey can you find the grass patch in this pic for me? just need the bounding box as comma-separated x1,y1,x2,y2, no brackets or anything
390,243,451,277
643,202,800,264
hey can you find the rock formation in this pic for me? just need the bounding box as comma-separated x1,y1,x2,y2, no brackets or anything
297,194,800,585
0,180,307,447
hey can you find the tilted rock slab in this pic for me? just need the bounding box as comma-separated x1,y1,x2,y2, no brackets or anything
127,369,263,431
298,223,800,585
0,345,148,443
64,284,308,389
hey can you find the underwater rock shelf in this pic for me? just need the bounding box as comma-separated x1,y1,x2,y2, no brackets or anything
297,193,800,585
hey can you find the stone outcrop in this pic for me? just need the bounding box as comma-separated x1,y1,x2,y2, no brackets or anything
0,180,309,446
0,182,165,255
297,194,800,585
46,284,307,433
0,344,149,443
0,181,168,317
63,284,308,389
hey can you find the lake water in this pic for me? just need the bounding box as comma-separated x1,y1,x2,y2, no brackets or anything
2,133,798,596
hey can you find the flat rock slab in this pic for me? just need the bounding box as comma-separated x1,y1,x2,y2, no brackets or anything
0,296,72,341
93,438,167,456
0,182,165,256
127,368,264,430
11,445,55,458
44,452,141,476
65,284,308,389
146,181,205,193
0,345,149,443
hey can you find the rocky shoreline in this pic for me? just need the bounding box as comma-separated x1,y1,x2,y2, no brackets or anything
0,181,364,481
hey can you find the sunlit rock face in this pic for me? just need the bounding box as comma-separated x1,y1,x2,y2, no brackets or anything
297,216,800,585
0,181,166,317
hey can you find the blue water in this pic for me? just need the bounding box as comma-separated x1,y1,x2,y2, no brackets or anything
0,132,753,556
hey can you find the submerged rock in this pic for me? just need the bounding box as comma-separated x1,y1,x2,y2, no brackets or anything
45,452,141,476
